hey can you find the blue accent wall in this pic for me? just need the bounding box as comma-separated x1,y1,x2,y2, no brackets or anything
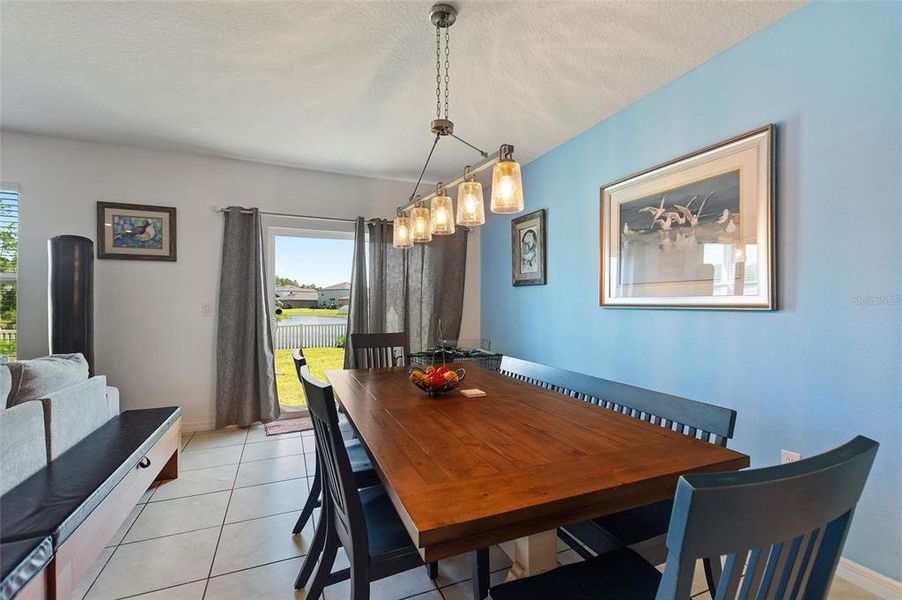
480,2,901,579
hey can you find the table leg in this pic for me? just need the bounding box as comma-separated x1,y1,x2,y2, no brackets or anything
499,530,559,581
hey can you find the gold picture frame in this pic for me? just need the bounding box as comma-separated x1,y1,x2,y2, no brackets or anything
600,125,775,309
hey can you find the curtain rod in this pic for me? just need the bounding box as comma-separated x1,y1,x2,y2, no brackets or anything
211,206,469,232
212,206,364,224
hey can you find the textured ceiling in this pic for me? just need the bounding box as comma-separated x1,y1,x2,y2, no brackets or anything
1,1,802,181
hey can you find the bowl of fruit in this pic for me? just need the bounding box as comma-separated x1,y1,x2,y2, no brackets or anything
409,365,466,397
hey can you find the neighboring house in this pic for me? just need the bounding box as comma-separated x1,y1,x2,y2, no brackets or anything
318,282,351,308
274,285,303,298
276,288,318,308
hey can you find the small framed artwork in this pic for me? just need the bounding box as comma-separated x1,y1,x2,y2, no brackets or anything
600,125,775,309
97,202,177,261
512,209,546,286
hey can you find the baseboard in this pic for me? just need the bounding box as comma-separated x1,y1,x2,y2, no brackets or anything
837,558,902,599
181,419,216,433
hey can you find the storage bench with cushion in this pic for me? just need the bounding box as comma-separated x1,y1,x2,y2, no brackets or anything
0,354,182,600
0,407,181,600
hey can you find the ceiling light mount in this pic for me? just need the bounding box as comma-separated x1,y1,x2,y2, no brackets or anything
430,118,454,136
429,4,457,28
392,3,524,248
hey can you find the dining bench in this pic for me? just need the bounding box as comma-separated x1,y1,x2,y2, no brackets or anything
0,406,181,600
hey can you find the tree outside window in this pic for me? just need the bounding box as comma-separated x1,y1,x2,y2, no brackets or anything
0,189,18,359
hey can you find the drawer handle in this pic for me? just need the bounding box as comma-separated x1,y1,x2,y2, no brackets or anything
138,457,152,469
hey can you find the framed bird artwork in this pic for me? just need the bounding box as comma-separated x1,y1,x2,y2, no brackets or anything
97,201,177,261
599,125,775,310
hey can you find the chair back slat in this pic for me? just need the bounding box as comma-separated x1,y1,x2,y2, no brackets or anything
299,365,368,557
350,332,410,369
656,436,878,600
292,347,307,380
500,356,737,445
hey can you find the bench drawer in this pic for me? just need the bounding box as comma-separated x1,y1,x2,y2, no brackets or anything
52,417,181,597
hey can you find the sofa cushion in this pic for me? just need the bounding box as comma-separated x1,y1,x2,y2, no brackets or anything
6,354,89,408
0,401,48,496
41,376,111,460
0,407,180,547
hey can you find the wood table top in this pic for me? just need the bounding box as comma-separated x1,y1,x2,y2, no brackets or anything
327,364,749,561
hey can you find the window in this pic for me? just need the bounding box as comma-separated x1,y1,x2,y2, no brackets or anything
0,188,18,360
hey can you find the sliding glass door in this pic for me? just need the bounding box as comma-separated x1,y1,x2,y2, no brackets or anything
265,222,354,411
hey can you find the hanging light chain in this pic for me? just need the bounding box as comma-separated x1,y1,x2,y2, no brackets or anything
443,25,450,119
435,25,442,119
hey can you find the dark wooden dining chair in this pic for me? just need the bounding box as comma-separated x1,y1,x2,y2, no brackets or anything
490,436,879,600
499,356,736,580
291,350,377,555
297,364,434,599
349,332,410,368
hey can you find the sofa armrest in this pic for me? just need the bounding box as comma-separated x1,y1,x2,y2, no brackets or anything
105,386,120,419
40,376,113,461
0,401,47,496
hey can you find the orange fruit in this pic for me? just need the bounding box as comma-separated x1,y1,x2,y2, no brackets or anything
443,371,459,383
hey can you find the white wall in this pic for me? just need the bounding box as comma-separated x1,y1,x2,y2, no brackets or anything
1,131,481,431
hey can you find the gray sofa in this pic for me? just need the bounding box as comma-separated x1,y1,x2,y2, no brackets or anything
0,354,120,496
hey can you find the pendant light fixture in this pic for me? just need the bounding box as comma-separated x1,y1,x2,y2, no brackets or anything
456,166,485,226
391,4,525,250
490,144,525,214
430,183,455,235
392,211,413,249
411,200,432,243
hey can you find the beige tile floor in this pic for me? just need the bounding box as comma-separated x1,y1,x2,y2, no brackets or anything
71,425,880,600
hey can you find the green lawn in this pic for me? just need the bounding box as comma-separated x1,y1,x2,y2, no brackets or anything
275,307,342,319
275,346,345,408
0,340,15,359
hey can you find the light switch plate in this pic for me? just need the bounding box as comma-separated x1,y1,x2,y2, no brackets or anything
781,449,802,464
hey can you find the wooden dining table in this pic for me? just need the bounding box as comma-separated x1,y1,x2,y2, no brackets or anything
326,364,749,582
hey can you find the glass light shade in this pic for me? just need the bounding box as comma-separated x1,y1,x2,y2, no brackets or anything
456,181,485,226
430,194,455,235
411,206,432,242
392,215,413,249
490,160,524,214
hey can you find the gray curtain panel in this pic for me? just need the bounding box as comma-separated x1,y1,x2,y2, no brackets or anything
215,207,280,428
344,217,369,368
406,229,468,352
367,219,468,353
367,220,408,334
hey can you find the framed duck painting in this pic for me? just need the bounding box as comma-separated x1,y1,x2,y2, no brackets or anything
600,125,775,309
97,201,177,261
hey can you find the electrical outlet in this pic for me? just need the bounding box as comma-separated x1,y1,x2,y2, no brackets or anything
781,449,802,464
201,303,213,317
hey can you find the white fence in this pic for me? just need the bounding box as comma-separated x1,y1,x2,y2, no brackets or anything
0,330,15,342
273,323,346,350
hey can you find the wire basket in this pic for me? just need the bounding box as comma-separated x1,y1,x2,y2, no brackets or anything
410,349,503,372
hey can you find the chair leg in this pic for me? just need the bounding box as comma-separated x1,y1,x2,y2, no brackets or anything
301,527,339,597
426,561,438,579
349,552,371,600
294,457,322,534
470,548,489,600
295,505,328,588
